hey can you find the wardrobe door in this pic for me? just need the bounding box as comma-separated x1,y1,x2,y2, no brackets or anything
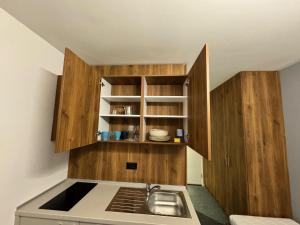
241,72,292,217
55,49,100,153
222,74,248,215
188,44,211,159
210,85,227,209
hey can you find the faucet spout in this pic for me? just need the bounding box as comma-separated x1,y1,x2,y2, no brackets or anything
146,183,161,198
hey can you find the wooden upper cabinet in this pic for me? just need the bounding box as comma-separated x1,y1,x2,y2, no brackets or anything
55,49,100,153
188,44,211,160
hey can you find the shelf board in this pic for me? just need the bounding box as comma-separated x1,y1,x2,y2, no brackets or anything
145,96,187,102
144,115,188,119
98,140,188,146
101,96,141,102
100,114,140,118
98,140,140,144
142,141,188,145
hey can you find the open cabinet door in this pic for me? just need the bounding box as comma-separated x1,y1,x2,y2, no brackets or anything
188,44,211,160
55,49,100,153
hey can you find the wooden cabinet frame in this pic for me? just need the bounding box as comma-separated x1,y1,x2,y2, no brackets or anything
53,45,211,159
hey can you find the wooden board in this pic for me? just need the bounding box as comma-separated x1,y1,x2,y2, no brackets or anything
97,64,186,76
241,71,292,217
188,44,211,159
51,76,62,141
68,143,186,185
146,102,183,116
55,49,100,152
145,76,187,85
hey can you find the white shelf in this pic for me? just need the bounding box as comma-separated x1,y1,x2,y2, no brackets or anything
101,96,141,102
144,115,187,119
100,114,140,118
145,96,187,102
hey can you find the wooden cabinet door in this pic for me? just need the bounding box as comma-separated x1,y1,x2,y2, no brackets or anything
55,49,100,153
222,74,248,215
188,44,211,159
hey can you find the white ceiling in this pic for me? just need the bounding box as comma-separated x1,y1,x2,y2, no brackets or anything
1,0,300,88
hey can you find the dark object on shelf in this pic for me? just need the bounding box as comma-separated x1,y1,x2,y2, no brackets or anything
39,182,97,211
120,131,129,140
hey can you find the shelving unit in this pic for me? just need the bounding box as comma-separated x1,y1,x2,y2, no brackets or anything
97,75,189,144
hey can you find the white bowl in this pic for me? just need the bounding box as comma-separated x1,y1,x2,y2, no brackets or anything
149,129,168,137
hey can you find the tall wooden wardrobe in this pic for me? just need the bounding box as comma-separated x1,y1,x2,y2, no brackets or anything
203,71,292,218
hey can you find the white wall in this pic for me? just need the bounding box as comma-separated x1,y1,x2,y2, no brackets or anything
187,147,203,185
280,62,300,223
0,9,68,225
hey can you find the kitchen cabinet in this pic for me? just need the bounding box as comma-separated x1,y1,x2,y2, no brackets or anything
53,45,211,159
19,217,79,225
204,72,292,217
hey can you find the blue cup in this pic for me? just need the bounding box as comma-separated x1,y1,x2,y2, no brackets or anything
113,131,121,141
101,131,110,141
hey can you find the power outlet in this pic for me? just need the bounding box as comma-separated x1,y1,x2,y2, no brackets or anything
126,162,137,170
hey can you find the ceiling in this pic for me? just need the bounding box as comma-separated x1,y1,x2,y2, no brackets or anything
1,0,300,89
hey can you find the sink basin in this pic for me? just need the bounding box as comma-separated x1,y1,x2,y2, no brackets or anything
106,187,190,218
147,191,189,217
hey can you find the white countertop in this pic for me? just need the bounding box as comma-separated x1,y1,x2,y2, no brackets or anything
16,179,201,225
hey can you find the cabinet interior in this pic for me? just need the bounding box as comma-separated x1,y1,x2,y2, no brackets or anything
98,75,188,144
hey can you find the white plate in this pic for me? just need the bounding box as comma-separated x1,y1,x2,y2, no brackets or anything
149,135,170,142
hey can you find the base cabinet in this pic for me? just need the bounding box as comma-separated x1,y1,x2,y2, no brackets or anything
19,217,106,225
204,71,292,218
20,217,79,225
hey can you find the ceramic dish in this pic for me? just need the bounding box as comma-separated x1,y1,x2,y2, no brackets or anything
149,135,171,142
149,129,168,137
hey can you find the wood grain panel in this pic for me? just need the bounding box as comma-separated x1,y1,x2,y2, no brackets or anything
147,102,183,115
97,64,186,76
222,75,248,215
204,71,292,218
146,76,187,85
188,44,211,159
55,49,100,152
51,76,62,141
204,75,247,215
241,71,292,217
68,143,186,185
147,85,183,96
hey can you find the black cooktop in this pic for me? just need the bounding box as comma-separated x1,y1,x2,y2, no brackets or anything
39,182,97,211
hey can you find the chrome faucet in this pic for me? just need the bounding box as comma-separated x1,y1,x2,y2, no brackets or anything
146,183,161,197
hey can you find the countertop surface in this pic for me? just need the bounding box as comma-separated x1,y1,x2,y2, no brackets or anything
16,179,201,225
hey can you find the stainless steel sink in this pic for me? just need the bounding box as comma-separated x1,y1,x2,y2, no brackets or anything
147,191,189,217
106,187,190,218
